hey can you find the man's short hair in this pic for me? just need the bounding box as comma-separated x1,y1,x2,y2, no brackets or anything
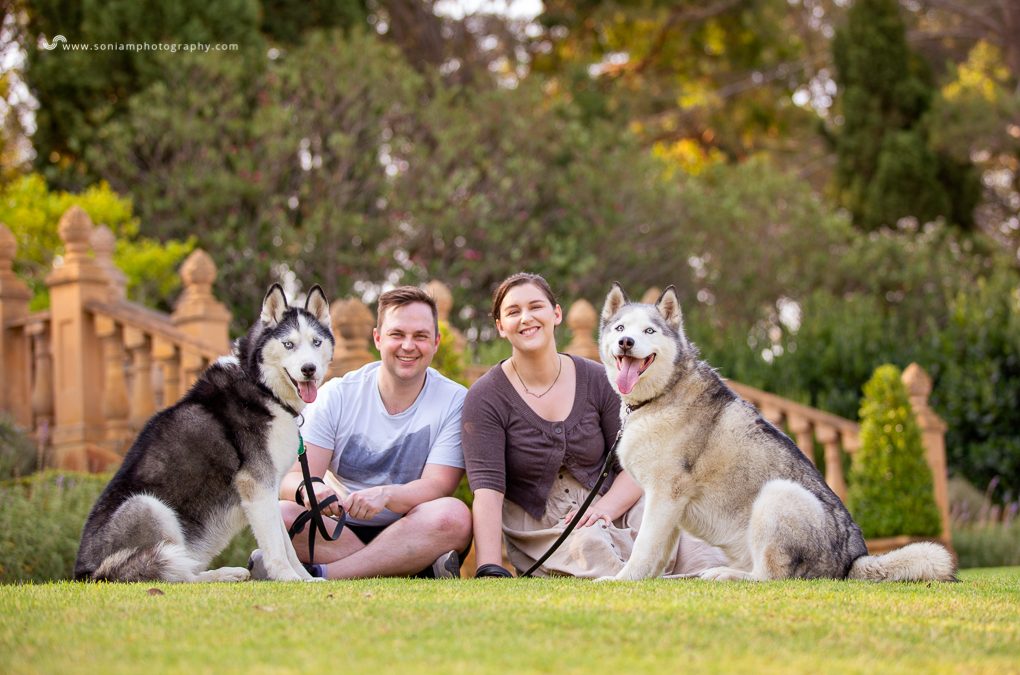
376,286,439,335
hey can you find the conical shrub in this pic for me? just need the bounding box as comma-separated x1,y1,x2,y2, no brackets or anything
847,364,942,538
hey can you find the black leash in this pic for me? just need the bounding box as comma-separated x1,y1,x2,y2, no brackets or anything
287,434,346,564
521,429,622,577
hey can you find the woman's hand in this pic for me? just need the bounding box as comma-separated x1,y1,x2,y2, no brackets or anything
562,501,615,528
562,470,643,528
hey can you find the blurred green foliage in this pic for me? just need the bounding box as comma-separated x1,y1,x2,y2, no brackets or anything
0,471,109,583
24,0,267,190
953,521,1020,569
210,528,258,570
89,31,418,333
0,174,194,312
0,415,37,481
432,320,467,386
832,0,979,231
927,272,1020,501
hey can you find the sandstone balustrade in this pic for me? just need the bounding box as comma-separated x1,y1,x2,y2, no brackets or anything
0,222,32,432
1,209,229,471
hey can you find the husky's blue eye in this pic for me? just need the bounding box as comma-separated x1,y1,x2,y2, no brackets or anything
312,338,322,347
644,328,655,334
283,341,294,349
615,325,623,331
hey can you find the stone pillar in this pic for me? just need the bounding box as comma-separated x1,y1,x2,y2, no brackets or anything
0,223,32,427
426,280,466,352
90,224,126,301
171,249,231,352
94,315,132,454
330,297,375,378
27,322,53,468
902,363,952,545
45,206,110,470
152,336,180,408
817,425,847,502
563,299,599,361
641,287,661,304
124,327,155,431
786,413,815,465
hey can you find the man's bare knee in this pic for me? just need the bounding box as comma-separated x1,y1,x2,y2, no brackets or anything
278,500,305,529
409,497,472,548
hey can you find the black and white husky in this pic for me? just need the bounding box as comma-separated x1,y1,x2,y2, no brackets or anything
598,283,956,582
75,284,335,582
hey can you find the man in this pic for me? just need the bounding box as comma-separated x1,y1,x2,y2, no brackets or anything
249,286,471,579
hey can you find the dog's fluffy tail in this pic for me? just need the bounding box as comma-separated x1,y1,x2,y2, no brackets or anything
848,542,957,582
92,542,199,582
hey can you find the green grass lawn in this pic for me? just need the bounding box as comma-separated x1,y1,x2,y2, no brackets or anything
2,567,1018,674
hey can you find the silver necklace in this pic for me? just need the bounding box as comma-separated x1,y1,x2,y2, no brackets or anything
511,355,563,399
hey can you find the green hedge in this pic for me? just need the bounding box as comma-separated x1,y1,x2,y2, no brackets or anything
953,521,1020,569
847,364,942,538
0,471,110,583
0,415,37,480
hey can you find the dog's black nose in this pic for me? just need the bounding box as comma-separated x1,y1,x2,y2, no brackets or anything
301,363,317,378
619,336,634,351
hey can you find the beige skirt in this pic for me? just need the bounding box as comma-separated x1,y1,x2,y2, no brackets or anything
502,470,728,578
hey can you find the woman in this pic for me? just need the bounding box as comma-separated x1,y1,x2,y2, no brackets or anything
462,272,725,578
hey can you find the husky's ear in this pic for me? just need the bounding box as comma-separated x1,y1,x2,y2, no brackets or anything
656,285,683,331
601,282,629,326
261,284,288,326
304,285,331,326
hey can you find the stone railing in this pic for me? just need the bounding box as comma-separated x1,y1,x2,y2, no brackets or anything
727,373,950,550
0,208,951,548
85,299,224,458
0,208,231,471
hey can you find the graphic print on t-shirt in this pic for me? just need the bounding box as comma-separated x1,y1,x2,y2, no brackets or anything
339,427,432,486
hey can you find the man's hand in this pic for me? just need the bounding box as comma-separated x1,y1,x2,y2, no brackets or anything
301,482,344,519
343,486,390,521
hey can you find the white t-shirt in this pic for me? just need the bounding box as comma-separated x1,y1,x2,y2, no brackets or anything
301,361,467,526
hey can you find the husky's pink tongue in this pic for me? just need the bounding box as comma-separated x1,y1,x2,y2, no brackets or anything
298,381,318,404
616,356,643,395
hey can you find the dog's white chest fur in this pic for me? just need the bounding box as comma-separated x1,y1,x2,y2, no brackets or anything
618,406,749,558
267,410,302,479
617,414,677,480
617,409,703,487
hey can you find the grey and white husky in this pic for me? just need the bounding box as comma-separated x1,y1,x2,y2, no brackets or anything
599,283,956,582
75,284,335,582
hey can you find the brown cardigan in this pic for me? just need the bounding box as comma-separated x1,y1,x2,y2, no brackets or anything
461,354,622,519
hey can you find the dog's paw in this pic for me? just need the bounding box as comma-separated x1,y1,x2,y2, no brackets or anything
304,577,327,583
592,575,618,583
608,565,654,581
199,566,251,582
263,561,303,582
697,566,755,582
